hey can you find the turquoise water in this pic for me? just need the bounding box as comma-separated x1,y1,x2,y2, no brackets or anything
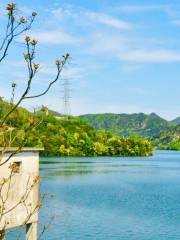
7,151,180,239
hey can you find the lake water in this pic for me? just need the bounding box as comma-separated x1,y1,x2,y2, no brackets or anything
7,151,180,239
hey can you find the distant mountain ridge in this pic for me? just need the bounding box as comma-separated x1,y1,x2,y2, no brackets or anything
79,112,177,141
48,110,180,149
171,117,180,125
48,109,64,117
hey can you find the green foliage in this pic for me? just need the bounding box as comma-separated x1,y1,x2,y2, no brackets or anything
80,113,180,151
0,100,153,157
168,139,180,150
80,113,175,141
157,125,180,150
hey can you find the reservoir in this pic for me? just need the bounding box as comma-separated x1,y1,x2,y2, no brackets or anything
8,151,180,239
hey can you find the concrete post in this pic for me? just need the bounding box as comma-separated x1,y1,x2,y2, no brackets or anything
26,223,37,240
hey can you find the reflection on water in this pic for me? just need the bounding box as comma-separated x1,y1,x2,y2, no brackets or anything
40,161,148,176
7,151,180,239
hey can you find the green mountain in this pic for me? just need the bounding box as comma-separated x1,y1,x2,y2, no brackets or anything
171,117,180,125
157,124,180,150
48,109,64,118
0,101,153,157
79,113,175,141
79,113,180,151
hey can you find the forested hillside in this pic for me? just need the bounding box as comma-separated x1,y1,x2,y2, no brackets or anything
157,125,180,150
171,117,180,125
0,100,153,157
79,113,175,141
80,113,180,151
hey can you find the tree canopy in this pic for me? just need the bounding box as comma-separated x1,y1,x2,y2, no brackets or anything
0,100,153,157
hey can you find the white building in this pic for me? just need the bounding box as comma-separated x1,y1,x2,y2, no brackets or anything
0,148,43,240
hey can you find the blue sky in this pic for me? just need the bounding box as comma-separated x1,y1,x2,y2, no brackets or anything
1,0,180,119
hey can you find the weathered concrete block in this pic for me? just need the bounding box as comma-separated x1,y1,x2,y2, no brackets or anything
0,148,42,233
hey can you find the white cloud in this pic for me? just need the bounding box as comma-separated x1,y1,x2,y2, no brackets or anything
40,64,83,80
121,64,143,72
52,6,132,30
172,19,180,26
62,67,83,79
86,32,180,63
121,50,180,63
28,30,81,45
118,4,180,31
82,28,180,63
17,6,34,16
119,5,168,13
52,7,73,20
86,33,130,56
84,11,132,30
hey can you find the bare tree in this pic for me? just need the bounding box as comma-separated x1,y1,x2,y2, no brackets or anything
0,2,69,239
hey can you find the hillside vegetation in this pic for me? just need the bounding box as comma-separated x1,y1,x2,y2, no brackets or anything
157,125,180,150
0,101,153,157
79,113,174,139
80,113,180,150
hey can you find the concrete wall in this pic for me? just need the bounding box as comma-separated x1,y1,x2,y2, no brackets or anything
0,151,39,230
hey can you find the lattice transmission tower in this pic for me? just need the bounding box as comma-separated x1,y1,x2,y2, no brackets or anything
61,78,71,116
